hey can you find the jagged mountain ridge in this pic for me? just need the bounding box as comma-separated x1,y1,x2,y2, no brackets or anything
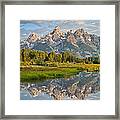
20,26,100,58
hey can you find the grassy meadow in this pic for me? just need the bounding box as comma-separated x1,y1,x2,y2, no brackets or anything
20,49,100,82
20,63,100,82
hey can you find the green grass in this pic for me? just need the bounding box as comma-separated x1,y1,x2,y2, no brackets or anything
20,68,80,82
20,63,100,82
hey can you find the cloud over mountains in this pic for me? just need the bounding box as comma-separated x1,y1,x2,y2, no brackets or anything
20,20,100,40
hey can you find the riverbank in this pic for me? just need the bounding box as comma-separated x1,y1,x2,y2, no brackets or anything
20,63,100,82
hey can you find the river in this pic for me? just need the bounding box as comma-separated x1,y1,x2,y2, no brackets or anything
20,72,100,100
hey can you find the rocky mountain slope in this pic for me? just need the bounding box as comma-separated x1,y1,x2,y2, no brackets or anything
20,26,100,58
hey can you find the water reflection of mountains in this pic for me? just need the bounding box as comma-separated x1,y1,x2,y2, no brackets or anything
20,72,100,100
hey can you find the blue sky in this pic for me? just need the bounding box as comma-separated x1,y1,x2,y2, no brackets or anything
20,20,100,40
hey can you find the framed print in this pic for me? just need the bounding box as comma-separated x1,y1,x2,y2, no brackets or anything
0,0,120,119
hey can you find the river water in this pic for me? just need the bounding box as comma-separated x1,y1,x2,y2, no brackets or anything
20,72,100,100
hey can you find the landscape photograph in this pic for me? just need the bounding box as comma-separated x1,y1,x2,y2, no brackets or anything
20,20,100,100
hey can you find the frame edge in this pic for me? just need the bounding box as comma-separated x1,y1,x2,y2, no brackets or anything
0,0,119,119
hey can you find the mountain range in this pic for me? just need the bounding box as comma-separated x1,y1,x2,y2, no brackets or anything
20,26,100,58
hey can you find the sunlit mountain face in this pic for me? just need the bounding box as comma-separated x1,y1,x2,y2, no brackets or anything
20,20,100,58
20,20,100,40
